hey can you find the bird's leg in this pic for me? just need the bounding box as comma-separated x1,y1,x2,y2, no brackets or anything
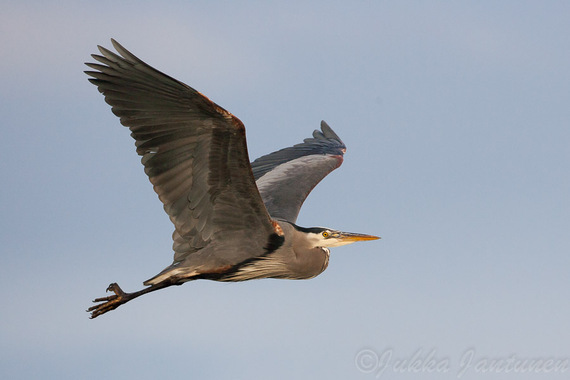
87,281,173,319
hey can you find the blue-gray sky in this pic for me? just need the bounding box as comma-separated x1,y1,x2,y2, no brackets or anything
1,1,569,379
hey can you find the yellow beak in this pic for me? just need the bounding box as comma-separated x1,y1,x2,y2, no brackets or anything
337,232,381,242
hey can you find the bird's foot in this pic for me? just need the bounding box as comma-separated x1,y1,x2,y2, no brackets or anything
87,283,130,319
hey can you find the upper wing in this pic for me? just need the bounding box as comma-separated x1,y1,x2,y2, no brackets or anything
85,39,279,272
251,121,346,223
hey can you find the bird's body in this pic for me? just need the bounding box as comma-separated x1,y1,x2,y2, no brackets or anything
86,40,379,318
202,221,331,282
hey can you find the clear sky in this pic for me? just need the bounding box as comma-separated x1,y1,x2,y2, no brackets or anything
2,1,569,379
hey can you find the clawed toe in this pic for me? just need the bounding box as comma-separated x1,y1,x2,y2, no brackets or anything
92,294,117,303
87,283,129,319
106,282,125,295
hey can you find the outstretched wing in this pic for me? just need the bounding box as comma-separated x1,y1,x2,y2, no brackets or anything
85,39,279,275
251,121,346,223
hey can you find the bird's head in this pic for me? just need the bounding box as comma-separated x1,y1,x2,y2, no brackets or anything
299,226,380,248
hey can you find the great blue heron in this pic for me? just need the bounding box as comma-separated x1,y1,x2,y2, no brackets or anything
86,39,379,319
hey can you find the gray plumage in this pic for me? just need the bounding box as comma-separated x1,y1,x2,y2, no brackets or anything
252,122,346,223
86,39,378,318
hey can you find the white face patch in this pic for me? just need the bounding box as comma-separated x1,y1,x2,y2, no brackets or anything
305,230,359,249
306,232,326,247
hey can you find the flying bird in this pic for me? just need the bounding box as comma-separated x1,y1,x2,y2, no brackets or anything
85,39,379,318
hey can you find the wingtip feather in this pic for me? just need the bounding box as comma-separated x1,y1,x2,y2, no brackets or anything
320,120,342,142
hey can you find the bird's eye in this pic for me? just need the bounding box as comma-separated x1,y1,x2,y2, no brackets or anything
322,231,329,238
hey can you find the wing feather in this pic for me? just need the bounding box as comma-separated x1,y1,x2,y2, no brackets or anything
251,121,346,222
86,39,278,277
